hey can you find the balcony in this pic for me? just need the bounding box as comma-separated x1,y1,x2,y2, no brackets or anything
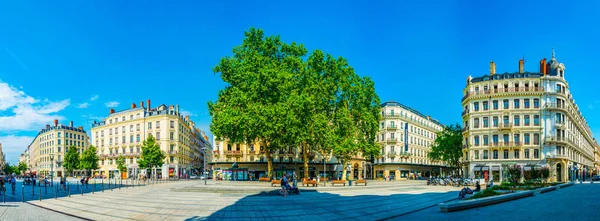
462,127,468,132
462,109,469,116
544,136,568,144
168,150,178,155
224,150,242,156
386,138,398,143
399,151,411,158
544,103,567,112
386,125,398,131
546,154,569,160
387,151,397,158
462,87,544,102
489,142,522,147
499,123,513,130
462,144,468,149
381,113,400,119
555,122,566,129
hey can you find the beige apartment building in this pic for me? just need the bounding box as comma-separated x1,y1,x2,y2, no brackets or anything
91,100,206,179
27,120,89,177
376,101,448,180
462,50,596,183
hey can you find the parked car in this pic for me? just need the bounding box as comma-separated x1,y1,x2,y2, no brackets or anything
592,175,600,181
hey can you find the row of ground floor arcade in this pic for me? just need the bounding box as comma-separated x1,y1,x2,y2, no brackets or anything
210,160,455,181
464,159,595,183
94,164,195,179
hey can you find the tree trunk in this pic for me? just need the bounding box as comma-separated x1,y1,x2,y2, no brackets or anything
262,140,273,180
303,142,309,179
341,158,349,181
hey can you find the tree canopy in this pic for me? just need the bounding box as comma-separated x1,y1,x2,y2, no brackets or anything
138,134,165,170
209,28,381,179
80,145,99,176
17,161,28,175
64,146,80,177
428,124,463,174
116,155,127,174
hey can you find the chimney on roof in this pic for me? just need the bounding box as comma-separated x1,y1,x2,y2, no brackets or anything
54,119,58,126
132,103,137,109
78,126,83,130
489,61,496,75
185,116,189,121
540,58,547,75
69,121,73,127
519,59,524,73
140,101,144,108
147,99,151,111
176,105,179,115
110,109,115,114
169,105,174,110
46,124,50,129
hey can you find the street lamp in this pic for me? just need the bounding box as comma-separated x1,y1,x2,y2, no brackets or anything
50,153,54,187
201,147,207,185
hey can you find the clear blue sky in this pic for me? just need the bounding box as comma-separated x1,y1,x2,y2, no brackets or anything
1,1,599,164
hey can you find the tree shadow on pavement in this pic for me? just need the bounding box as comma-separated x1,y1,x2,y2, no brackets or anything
184,187,457,221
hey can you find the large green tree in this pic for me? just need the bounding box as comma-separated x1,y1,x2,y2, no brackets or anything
64,146,80,177
138,134,165,173
209,28,306,179
428,124,463,175
17,161,28,175
80,145,99,176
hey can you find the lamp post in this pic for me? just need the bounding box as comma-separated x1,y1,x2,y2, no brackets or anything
50,153,55,187
202,147,207,185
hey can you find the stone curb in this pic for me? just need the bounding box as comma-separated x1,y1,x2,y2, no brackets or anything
557,182,574,189
539,186,557,194
439,191,534,212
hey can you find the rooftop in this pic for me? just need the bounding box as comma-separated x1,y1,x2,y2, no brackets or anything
381,101,444,127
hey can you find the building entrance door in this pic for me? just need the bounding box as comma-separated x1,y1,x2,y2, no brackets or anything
556,163,562,182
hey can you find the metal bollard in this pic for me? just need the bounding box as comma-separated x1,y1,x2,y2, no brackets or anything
102,179,104,192
126,179,128,189
55,185,57,199
39,185,41,201
119,179,121,190
45,183,47,194
22,185,25,202
32,183,35,196
81,183,83,196
68,182,71,197
92,179,95,194
110,179,113,191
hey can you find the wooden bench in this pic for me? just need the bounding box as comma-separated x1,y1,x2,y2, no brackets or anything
331,180,346,186
355,179,367,186
258,177,270,182
271,180,282,187
302,178,318,187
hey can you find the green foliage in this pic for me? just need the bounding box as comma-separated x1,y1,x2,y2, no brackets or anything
3,163,18,175
468,188,502,200
17,161,28,175
209,28,381,179
116,155,127,173
539,166,550,182
138,134,165,169
80,145,99,176
428,124,463,173
506,164,522,184
63,146,80,176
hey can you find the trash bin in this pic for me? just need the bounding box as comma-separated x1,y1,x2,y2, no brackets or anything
349,180,352,186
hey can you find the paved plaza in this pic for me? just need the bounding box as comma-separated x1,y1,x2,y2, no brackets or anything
2,179,599,220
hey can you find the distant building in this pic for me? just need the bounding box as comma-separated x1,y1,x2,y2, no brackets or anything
0,143,4,174
376,101,447,180
91,100,205,179
28,120,90,177
461,50,596,182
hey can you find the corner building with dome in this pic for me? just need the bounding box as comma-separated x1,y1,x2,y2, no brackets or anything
461,50,597,183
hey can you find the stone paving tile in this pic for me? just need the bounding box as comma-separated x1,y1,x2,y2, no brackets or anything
395,183,600,221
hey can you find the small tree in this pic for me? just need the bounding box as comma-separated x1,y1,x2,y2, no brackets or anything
17,162,28,175
138,134,165,178
539,166,550,184
80,145,100,177
428,124,463,175
506,164,522,185
116,155,127,179
64,146,80,177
